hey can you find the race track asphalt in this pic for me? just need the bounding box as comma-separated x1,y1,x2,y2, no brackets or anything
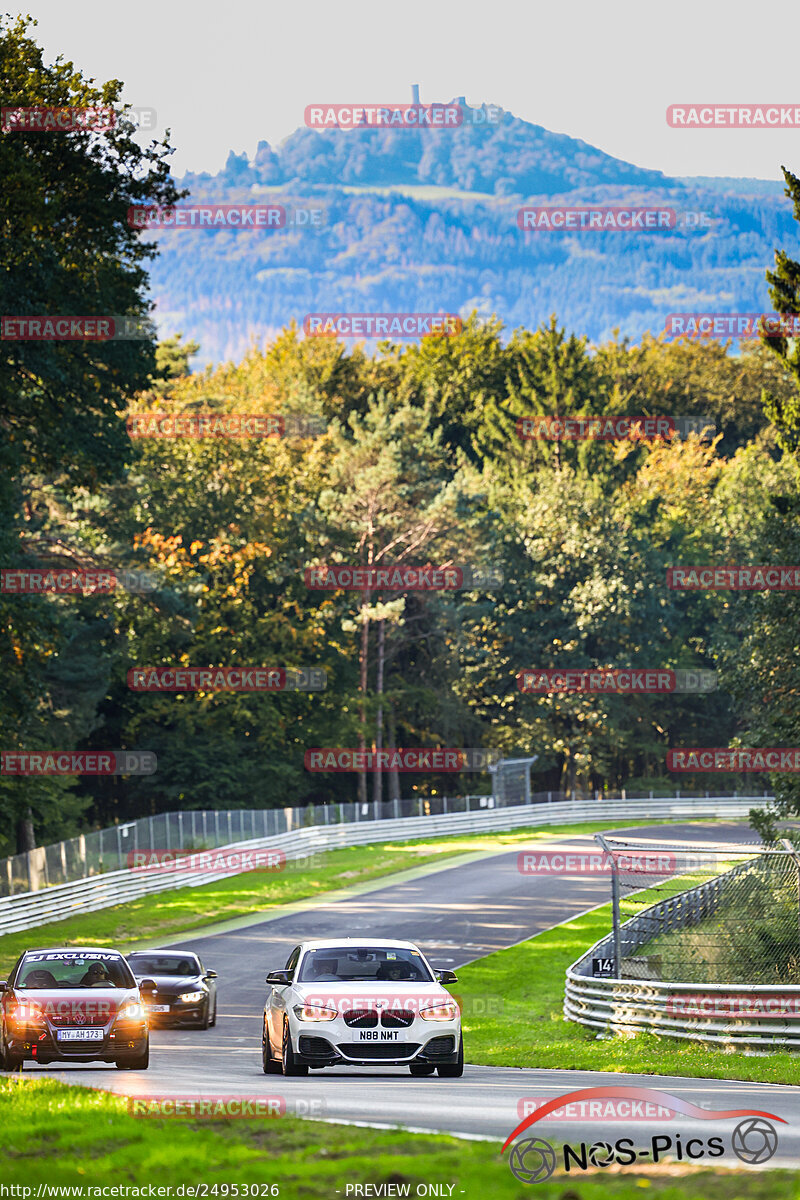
28,821,800,1169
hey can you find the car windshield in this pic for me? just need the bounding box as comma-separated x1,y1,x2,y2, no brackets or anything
127,955,200,976
16,952,133,989
297,946,434,984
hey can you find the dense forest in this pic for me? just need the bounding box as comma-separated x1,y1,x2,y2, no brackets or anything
3,16,800,855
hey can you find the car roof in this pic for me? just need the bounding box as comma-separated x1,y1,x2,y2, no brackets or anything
126,949,200,958
297,938,422,952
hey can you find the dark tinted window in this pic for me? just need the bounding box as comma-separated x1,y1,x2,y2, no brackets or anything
127,954,200,976
297,947,433,983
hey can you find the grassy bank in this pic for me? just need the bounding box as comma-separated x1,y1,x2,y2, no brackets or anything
0,818,668,972
455,906,800,1085
0,1077,794,1198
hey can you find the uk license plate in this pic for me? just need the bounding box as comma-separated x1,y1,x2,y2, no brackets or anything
57,1028,104,1042
148,1005,170,1013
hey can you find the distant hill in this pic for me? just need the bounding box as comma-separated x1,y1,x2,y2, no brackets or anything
143,98,796,365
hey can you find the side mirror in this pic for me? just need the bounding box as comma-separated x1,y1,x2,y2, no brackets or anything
139,978,157,995
204,971,218,980
0,981,6,993
435,969,458,984
266,970,291,986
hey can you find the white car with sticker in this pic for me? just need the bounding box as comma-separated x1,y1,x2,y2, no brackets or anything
262,938,463,1077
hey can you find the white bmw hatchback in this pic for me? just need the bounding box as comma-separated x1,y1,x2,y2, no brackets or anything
262,938,463,1077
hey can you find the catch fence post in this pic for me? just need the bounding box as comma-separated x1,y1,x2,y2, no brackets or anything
781,838,800,953
596,833,621,979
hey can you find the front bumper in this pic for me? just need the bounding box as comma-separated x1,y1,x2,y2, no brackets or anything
6,1021,148,1064
144,996,208,1026
290,1013,461,1066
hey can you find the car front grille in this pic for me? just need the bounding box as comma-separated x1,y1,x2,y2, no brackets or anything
337,1042,420,1060
381,1009,414,1028
342,1008,378,1028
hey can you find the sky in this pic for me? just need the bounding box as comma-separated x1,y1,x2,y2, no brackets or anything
17,0,800,182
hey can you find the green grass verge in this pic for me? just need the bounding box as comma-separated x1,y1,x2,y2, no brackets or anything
0,819,671,975
455,906,800,1085
1,1077,795,1197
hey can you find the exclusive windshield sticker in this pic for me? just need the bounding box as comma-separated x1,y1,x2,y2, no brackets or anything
27,951,121,962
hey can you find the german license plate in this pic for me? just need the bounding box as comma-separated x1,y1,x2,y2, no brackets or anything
57,1028,104,1042
148,1005,170,1013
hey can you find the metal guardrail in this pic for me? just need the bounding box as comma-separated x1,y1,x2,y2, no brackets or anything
0,795,768,939
564,975,800,1050
0,794,547,896
564,847,800,1049
0,788,769,896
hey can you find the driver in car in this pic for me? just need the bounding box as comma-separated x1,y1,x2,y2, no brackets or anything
80,961,111,987
377,960,417,982
308,958,338,981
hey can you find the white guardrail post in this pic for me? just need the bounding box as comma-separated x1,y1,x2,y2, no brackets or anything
0,797,769,939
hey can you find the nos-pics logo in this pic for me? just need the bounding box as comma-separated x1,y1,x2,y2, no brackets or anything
503,1087,784,1183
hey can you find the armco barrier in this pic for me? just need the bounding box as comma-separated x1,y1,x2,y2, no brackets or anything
564,973,800,1050
0,796,768,938
564,843,800,1049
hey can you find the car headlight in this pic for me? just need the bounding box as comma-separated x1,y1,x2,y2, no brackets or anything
419,1003,458,1021
179,991,205,1003
117,1001,146,1021
9,1000,45,1028
293,1004,338,1022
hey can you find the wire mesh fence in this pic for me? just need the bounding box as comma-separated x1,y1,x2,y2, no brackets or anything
0,788,773,898
0,790,567,896
597,834,800,985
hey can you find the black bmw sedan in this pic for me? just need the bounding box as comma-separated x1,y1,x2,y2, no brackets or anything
126,950,217,1029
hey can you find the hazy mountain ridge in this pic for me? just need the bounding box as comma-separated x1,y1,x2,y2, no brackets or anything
149,105,793,365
